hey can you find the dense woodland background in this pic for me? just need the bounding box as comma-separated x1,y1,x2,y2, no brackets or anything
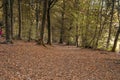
0,0,120,51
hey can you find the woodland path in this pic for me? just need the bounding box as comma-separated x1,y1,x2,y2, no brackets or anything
0,41,120,80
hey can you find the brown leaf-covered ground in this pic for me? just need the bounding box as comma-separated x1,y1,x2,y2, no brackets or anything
0,41,120,80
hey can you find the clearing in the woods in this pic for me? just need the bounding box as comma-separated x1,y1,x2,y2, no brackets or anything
0,41,120,80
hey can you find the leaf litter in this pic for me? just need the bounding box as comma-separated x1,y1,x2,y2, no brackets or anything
0,41,120,80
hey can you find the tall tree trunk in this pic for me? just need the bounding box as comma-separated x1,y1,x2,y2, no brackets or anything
47,0,52,45
75,0,79,47
38,0,48,45
112,26,120,52
111,1,120,52
10,0,14,39
28,2,32,42
76,25,79,47
28,23,32,42
4,0,12,43
35,1,40,40
47,0,57,45
106,0,115,49
59,0,65,44
94,0,104,48
84,5,90,48
47,7,52,45
18,0,22,39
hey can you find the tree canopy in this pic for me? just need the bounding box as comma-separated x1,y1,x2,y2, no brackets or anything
0,0,120,51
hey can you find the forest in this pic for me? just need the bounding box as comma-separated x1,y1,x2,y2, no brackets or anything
0,0,120,80
0,0,120,51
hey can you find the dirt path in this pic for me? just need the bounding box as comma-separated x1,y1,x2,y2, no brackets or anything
0,42,120,80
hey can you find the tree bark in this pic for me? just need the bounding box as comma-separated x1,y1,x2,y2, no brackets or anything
59,0,65,44
35,1,40,39
10,0,14,39
4,0,12,43
74,0,80,47
18,0,22,40
112,27,120,52
106,0,115,49
47,0,56,45
38,0,48,45
47,5,52,45
111,1,120,52
76,25,79,47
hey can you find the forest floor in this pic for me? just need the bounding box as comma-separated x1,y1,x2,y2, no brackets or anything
0,41,120,80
